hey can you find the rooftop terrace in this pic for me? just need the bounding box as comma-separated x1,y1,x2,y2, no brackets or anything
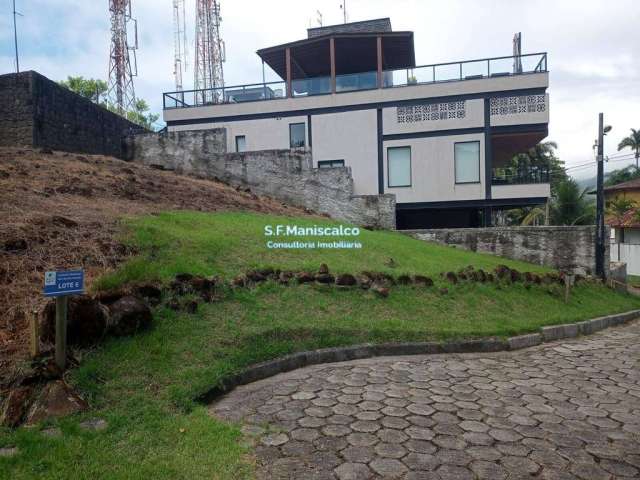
163,52,547,110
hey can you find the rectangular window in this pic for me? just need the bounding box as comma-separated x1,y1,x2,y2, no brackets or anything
387,146,411,188
318,160,345,169
454,141,480,184
289,122,306,148
235,135,246,153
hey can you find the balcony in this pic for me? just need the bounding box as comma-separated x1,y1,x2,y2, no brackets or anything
492,166,550,186
163,52,548,109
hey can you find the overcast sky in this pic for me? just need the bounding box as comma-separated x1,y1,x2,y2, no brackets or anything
1,0,638,178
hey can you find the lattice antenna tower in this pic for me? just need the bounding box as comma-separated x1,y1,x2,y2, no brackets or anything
108,0,138,114
173,0,188,91
194,0,225,104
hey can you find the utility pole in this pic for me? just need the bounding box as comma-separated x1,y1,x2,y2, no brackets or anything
12,0,21,73
341,1,347,24
595,113,606,280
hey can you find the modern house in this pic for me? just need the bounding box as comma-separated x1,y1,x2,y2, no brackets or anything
163,18,550,229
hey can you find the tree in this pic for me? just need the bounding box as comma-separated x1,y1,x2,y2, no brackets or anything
511,141,567,194
59,76,107,103
506,178,595,226
604,165,640,186
618,128,640,168
125,99,160,130
550,178,595,226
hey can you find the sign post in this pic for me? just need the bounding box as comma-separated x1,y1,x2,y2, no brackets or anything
43,270,84,370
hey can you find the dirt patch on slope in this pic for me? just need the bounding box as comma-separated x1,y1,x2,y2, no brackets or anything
0,147,308,376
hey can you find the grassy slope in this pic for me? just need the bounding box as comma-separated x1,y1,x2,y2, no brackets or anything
3,211,639,479
95,211,551,289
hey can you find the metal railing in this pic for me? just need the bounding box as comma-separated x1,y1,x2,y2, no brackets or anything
163,52,548,109
384,52,547,88
492,165,550,186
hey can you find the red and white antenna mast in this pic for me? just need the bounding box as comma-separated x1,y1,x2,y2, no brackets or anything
194,0,225,104
173,0,188,91
108,0,138,114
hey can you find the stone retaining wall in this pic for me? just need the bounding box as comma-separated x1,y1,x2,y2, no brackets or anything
0,71,142,158
403,226,609,275
128,129,396,229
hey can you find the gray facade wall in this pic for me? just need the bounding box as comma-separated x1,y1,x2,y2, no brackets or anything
404,226,610,276
0,71,142,158
129,129,396,229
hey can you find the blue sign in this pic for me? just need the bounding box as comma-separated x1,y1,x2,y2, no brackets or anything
43,270,85,297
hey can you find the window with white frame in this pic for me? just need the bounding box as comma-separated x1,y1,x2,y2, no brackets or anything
454,141,480,184
235,135,247,153
387,146,411,188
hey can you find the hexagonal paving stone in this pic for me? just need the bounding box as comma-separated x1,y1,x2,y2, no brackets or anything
346,432,378,447
209,322,640,480
436,464,474,480
334,462,372,480
261,433,289,446
369,458,408,477
469,460,509,480
377,428,408,444
350,420,380,433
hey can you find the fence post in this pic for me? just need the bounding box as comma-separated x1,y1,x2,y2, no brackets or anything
29,310,39,358
55,296,68,370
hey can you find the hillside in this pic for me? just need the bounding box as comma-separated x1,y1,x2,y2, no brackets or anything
2,209,639,478
0,147,307,374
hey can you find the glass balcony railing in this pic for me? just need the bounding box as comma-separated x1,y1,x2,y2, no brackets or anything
492,166,550,186
335,71,378,93
291,76,331,97
163,53,548,109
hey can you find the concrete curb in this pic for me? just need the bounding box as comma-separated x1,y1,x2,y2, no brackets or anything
197,309,640,404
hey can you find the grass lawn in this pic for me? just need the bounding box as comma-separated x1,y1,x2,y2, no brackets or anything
2,211,639,479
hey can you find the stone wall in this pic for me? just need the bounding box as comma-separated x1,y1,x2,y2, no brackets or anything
0,72,33,147
128,129,396,229
0,71,142,158
404,226,609,275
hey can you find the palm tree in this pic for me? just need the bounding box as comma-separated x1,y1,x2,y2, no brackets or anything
551,178,595,225
618,128,640,168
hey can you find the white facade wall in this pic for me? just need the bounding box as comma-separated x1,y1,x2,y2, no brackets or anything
164,73,550,207
383,133,485,203
170,116,308,153
312,110,379,195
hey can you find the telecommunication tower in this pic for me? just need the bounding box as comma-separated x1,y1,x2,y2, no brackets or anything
108,0,138,114
173,0,188,91
194,0,225,104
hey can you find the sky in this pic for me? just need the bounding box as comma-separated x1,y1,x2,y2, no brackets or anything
1,0,638,178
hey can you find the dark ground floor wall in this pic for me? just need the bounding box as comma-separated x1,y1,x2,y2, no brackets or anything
403,226,609,276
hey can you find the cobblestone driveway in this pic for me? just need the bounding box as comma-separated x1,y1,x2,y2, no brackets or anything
211,323,640,479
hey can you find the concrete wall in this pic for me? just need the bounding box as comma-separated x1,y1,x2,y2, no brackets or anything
404,226,609,276
0,71,142,158
312,110,379,195
129,129,395,229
